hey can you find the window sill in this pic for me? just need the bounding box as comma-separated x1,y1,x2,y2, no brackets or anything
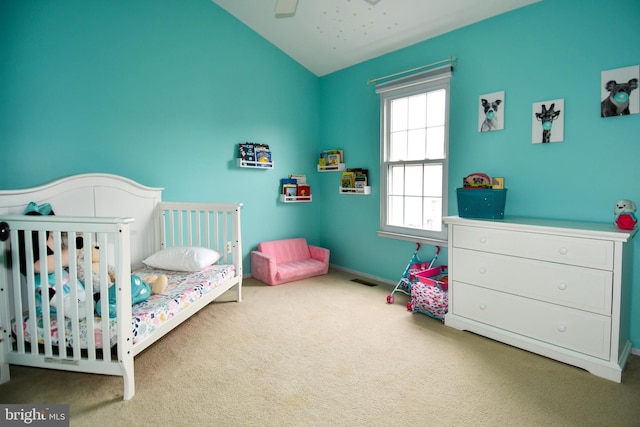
377,230,448,247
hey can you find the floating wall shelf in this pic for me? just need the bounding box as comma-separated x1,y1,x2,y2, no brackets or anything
317,163,345,172
238,159,274,169
280,194,312,203
339,186,371,195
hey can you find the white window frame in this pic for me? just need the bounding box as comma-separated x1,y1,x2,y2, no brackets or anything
376,66,451,245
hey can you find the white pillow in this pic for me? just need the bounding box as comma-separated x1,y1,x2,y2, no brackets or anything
142,246,222,272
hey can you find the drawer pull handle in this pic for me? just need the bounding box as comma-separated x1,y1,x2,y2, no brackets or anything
559,247,568,255
479,304,487,311
557,325,567,333
479,237,487,244
558,283,567,290
479,267,486,274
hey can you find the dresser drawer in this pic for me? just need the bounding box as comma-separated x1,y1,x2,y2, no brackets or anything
451,282,612,360
454,248,613,314
452,225,614,270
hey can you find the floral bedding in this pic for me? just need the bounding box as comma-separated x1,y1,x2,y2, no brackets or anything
12,264,235,349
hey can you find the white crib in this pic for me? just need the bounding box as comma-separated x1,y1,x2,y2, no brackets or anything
0,173,243,400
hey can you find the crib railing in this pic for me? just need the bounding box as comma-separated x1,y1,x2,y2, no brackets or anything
0,215,135,382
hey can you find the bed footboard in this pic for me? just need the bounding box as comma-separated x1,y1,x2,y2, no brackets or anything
0,215,137,398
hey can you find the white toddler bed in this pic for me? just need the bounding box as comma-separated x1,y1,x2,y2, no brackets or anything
0,173,243,400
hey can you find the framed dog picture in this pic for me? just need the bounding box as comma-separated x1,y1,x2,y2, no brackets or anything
601,65,639,118
478,91,504,132
532,98,564,144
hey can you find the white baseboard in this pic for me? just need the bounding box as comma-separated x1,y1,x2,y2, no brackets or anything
632,348,640,356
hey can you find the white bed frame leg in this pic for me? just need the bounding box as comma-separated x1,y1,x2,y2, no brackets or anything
0,362,9,384
120,356,135,400
0,332,9,383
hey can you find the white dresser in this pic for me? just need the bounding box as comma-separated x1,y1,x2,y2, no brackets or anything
443,216,636,382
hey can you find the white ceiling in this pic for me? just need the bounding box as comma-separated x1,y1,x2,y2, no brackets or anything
211,0,540,76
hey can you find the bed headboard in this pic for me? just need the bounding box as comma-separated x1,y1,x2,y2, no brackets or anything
0,174,164,267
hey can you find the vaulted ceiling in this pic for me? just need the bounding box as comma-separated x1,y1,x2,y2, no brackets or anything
211,0,540,76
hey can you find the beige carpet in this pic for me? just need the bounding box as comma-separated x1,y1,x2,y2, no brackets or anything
1,270,639,426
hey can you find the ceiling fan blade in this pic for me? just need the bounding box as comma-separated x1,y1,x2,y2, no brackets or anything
275,0,298,18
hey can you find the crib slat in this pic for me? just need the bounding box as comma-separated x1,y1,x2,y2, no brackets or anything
51,232,70,360
37,230,56,358
82,236,97,358
8,229,27,354
66,231,83,361
213,211,220,254
98,232,112,354
203,211,211,249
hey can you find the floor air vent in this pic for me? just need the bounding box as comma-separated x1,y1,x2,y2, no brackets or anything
350,278,378,287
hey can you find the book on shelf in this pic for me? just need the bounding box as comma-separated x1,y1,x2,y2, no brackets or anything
350,168,368,188
254,143,271,167
238,142,256,162
327,153,341,166
341,171,356,188
283,184,297,197
288,174,306,184
319,149,344,167
297,184,311,200
280,178,296,192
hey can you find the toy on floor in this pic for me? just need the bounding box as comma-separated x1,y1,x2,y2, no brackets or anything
406,267,449,321
386,244,440,304
614,199,637,230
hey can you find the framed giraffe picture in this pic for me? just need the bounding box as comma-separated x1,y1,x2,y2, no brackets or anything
532,98,564,144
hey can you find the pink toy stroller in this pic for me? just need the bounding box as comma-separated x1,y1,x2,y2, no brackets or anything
386,244,440,304
407,265,449,321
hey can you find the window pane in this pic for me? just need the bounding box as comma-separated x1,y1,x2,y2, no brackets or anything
423,197,442,231
404,196,422,229
407,129,426,160
423,164,442,197
389,165,404,195
427,89,446,127
404,165,423,197
407,94,426,129
426,126,444,159
390,131,407,161
391,98,408,132
388,195,404,226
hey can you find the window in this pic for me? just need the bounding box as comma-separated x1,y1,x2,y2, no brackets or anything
376,66,451,244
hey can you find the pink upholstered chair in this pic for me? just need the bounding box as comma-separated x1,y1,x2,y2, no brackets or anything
250,238,330,285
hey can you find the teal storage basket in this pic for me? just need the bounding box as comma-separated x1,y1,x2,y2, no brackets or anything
456,188,507,219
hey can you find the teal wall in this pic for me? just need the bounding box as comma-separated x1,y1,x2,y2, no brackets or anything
0,0,322,269
319,0,640,346
2,0,640,347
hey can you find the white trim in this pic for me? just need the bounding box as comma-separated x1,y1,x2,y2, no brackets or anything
378,71,451,243
375,65,453,93
376,230,447,247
